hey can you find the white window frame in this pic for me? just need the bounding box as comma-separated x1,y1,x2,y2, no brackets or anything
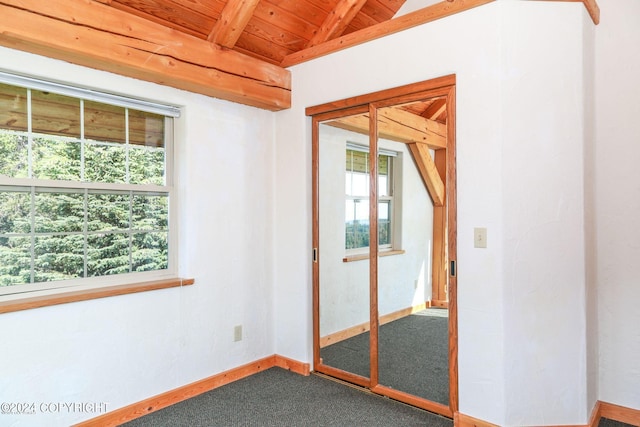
345,143,401,256
0,71,180,298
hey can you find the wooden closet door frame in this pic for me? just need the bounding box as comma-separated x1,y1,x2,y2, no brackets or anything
309,75,458,417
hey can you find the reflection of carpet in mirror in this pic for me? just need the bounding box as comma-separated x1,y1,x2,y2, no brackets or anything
320,311,449,405
413,307,449,318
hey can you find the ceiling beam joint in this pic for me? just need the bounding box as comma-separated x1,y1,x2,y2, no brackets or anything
207,0,260,48
306,0,367,48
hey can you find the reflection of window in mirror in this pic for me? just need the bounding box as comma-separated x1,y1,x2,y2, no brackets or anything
344,143,399,255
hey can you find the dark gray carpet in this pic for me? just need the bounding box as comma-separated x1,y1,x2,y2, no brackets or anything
121,367,453,427
119,367,636,427
320,312,449,405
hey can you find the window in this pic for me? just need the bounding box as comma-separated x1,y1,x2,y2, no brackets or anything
345,144,397,253
0,73,179,296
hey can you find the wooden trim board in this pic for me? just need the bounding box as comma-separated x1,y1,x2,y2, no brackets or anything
454,400,640,427
0,278,195,314
432,299,449,308
306,74,456,117
589,401,603,427
343,249,405,262
274,354,311,376
73,355,310,427
599,401,640,426
445,83,459,414
373,383,452,418
455,412,500,427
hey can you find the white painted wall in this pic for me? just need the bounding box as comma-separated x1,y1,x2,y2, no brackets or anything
395,0,442,17
0,47,277,426
583,5,598,416
499,3,591,424
594,0,640,411
318,125,433,336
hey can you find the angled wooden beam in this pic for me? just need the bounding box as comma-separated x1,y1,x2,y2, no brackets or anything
306,0,368,48
327,108,446,149
0,0,291,111
207,0,260,48
423,98,447,120
282,0,494,67
379,107,446,146
431,149,447,305
583,0,600,24
408,143,445,207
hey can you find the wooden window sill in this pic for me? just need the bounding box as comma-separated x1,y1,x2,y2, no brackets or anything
0,277,195,314
343,249,405,263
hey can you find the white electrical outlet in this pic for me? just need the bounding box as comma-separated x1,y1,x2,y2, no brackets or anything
233,325,243,342
474,227,487,248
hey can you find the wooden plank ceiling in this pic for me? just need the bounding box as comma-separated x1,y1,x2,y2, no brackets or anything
99,0,406,66
0,0,599,110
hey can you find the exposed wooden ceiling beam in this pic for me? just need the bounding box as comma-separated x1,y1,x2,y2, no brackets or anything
380,107,447,145
327,108,446,149
281,0,495,67
0,0,291,111
576,0,600,24
423,98,447,120
207,0,260,48
306,0,368,48
582,0,600,24
408,143,445,207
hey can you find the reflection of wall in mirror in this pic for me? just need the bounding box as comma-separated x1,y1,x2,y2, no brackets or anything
318,123,434,337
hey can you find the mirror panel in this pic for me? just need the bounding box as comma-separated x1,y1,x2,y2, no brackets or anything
318,116,371,379
375,102,450,405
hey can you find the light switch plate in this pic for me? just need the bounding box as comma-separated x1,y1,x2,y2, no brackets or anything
474,227,487,248
234,325,243,342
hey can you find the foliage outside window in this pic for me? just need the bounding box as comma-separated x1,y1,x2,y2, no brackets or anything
345,146,394,252
0,80,174,295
